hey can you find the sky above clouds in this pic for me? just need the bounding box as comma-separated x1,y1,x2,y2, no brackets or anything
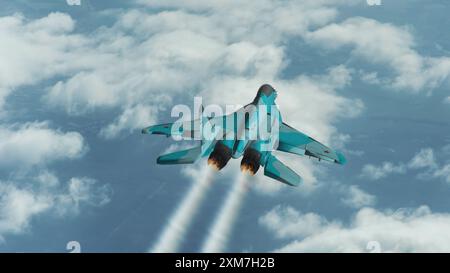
1,0,450,252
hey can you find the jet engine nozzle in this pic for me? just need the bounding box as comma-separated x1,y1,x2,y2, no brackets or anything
240,163,257,175
240,149,261,175
207,142,232,171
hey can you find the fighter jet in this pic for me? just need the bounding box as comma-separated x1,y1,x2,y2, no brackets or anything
142,84,346,186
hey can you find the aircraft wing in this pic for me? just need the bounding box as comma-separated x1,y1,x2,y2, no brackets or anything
142,116,228,164
277,122,346,164
142,115,230,139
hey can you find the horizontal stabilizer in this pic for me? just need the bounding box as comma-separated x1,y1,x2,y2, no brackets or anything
264,155,302,186
157,146,201,165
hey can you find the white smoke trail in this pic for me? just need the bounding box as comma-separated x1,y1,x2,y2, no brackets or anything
201,174,250,253
150,166,214,253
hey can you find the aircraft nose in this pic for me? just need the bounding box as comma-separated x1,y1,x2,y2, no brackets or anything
258,84,275,96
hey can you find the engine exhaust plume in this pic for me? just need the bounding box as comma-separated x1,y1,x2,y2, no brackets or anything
150,167,214,253
201,173,250,253
240,164,256,175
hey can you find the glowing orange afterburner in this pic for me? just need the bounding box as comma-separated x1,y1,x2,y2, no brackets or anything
207,158,220,171
240,164,256,175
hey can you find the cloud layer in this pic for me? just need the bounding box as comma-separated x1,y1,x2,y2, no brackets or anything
0,174,112,241
0,122,86,169
307,17,450,92
361,147,450,183
260,205,450,252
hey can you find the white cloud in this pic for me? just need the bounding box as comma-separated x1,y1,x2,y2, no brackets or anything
0,12,95,112
260,205,450,252
307,17,450,92
361,147,450,183
274,66,362,143
360,162,406,180
0,120,108,241
0,183,52,237
433,164,450,183
136,0,356,43
99,104,157,139
408,148,437,169
56,177,113,215
359,71,383,85
0,118,101,241
35,170,60,188
38,1,359,139
259,205,331,239
0,122,86,169
0,175,112,240
4,2,449,145
341,185,376,209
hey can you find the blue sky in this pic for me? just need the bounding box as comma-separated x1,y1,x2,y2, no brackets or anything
1,0,450,253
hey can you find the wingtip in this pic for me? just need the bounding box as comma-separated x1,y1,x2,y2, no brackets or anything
157,155,171,165
142,125,156,134
336,151,347,165
156,156,163,164
292,176,303,187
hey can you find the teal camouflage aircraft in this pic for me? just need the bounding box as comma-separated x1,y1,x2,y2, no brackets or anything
142,84,346,186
